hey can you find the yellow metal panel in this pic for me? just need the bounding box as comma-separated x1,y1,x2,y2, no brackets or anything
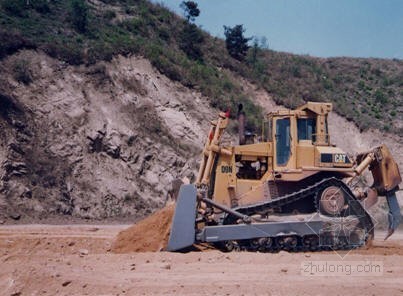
316,146,345,154
296,102,332,115
296,143,315,168
270,170,318,182
236,179,266,206
212,154,233,206
234,142,272,156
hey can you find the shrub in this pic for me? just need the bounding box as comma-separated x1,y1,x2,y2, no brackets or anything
382,78,392,87
120,18,148,36
32,0,50,14
322,78,333,90
70,0,88,33
155,57,182,81
357,80,365,90
145,44,183,81
374,89,388,104
158,28,170,41
333,74,342,84
1,0,26,17
103,10,116,20
0,29,34,59
42,41,84,65
13,59,32,84
179,23,204,60
292,65,302,78
86,42,114,64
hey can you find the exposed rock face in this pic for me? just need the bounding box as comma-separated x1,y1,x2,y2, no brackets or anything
0,50,216,220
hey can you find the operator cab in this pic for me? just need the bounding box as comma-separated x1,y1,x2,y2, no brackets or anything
264,102,351,172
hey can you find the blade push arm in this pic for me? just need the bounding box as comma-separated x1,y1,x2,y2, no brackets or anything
196,112,232,187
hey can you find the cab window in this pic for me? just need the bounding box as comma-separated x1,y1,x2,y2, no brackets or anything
297,118,316,141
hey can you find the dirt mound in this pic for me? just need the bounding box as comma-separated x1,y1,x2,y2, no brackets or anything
111,204,175,253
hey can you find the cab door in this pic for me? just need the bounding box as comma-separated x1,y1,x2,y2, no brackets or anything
274,117,296,170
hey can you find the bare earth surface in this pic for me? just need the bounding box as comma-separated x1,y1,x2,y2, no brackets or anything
0,225,402,296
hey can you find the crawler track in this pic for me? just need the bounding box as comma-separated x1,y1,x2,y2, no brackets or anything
216,178,374,252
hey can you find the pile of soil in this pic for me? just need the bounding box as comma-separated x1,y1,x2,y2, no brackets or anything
112,204,175,253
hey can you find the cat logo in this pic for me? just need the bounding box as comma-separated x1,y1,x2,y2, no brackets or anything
334,153,347,163
221,165,233,174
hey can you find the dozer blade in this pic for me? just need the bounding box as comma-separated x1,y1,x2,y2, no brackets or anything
384,191,401,240
166,184,197,251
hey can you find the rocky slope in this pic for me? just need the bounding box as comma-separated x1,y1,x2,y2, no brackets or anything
0,50,219,221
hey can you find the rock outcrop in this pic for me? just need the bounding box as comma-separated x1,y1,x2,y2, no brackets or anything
0,50,216,221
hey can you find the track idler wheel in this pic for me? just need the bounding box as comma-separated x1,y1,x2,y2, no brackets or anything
318,186,346,216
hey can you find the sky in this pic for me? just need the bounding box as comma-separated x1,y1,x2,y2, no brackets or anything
152,0,403,59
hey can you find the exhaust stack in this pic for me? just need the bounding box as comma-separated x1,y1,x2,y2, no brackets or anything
238,103,246,145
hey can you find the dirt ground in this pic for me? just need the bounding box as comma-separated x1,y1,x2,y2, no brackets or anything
0,225,402,296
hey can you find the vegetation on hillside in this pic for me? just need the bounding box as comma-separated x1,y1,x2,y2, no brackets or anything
0,0,402,135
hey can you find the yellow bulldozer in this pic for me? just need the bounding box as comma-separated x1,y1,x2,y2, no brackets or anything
167,102,401,252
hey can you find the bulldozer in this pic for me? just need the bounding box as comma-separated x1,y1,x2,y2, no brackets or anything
167,102,402,252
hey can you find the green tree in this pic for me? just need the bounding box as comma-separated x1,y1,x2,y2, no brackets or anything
70,0,88,33
180,1,200,22
224,24,251,61
179,1,203,60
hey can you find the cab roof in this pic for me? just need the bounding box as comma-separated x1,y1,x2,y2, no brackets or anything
267,102,333,118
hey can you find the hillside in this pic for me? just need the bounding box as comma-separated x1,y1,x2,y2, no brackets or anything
0,0,402,222
1,0,402,133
